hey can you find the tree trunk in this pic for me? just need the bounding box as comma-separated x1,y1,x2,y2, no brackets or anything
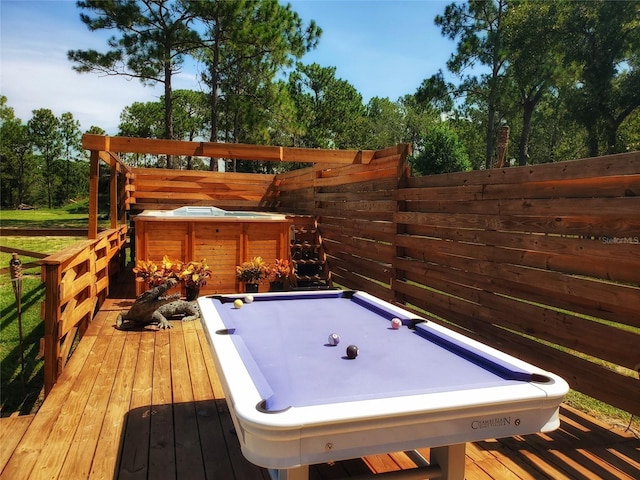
209,22,221,172
587,124,599,157
164,52,174,169
485,106,497,170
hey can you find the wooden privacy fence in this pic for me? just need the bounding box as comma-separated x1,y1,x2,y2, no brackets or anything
268,144,409,301
270,149,640,417
129,168,276,212
393,153,640,416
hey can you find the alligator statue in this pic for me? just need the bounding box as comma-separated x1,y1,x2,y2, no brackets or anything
116,278,200,330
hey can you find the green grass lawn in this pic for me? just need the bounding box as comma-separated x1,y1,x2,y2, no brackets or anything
1,275,47,415
0,201,93,228
1,207,91,415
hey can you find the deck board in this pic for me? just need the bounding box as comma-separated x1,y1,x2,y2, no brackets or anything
149,329,175,480
0,415,33,470
1,277,638,480
87,333,140,479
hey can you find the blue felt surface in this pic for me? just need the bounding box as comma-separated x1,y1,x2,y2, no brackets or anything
209,293,530,411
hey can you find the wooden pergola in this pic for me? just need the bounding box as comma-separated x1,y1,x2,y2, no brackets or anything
82,133,380,238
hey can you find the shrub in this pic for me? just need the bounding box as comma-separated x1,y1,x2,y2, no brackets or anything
410,124,471,175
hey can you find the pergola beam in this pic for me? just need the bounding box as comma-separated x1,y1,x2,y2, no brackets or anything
82,134,376,165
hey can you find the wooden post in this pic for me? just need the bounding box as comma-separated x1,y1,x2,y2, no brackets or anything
88,150,100,239
110,162,118,229
392,143,412,306
120,171,129,225
495,125,510,168
43,263,61,396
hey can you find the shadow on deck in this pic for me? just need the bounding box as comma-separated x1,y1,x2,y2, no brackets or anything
1,272,638,480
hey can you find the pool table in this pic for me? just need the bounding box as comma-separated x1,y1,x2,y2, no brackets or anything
198,290,568,480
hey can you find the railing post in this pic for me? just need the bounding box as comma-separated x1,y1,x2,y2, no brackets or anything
110,162,118,230
43,263,62,396
89,150,100,240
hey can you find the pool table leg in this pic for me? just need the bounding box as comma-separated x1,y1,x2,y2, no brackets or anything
430,443,466,480
269,465,309,480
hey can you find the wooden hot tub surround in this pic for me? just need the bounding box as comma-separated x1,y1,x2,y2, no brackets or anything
134,207,292,295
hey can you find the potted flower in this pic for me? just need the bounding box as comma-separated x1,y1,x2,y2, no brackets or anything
179,259,211,300
236,256,267,293
133,255,180,294
266,259,291,291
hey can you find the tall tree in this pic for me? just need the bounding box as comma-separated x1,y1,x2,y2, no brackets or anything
559,0,640,156
189,0,321,170
68,0,199,167
0,97,36,207
435,0,509,168
59,112,83,199
288,63,365,149
363,97,406,150
28,109,62,208
171,89,209,142
118,100,164,167
503,0,563,165
171,89,208,169
118,100,164,137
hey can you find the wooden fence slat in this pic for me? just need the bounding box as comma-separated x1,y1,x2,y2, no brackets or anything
406,151,640,188
398,175,640,201
392,278,640,415
403,196,640,217
395,256,640,370
318,199,397,212
394,210,640,237
323,237,395,265
320,222,396,245
396,237,640,327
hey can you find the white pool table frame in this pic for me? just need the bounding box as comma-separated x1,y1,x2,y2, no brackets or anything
198,291,569,480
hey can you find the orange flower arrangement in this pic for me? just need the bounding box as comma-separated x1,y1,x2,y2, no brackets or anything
267,259,291,283
236,256,268,284
134,255,211,288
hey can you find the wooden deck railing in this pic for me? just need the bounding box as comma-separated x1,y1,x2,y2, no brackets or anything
40,226,127,394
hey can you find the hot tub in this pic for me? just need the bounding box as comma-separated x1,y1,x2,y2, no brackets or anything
134,206,292,294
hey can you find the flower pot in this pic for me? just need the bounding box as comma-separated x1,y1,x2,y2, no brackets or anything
244,283,259,293
269,281,284,292
185,286,200,301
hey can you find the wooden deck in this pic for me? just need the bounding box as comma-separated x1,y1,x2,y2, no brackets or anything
1,277,638,480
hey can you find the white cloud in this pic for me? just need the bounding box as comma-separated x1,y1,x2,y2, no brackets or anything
1,25,163,133
0,1,195,134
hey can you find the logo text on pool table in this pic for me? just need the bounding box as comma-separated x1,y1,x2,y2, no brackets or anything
471,416,520,430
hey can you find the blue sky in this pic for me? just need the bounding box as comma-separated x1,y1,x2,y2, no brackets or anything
1,0,455,134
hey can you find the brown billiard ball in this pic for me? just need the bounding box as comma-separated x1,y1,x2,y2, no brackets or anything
346,344,359,359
